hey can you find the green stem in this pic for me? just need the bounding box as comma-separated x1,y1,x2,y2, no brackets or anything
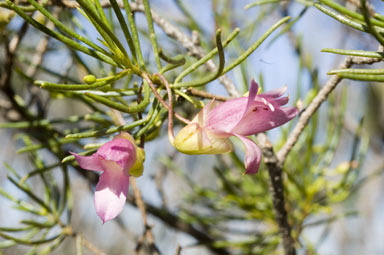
319,0,384,28
0,232,62,246
25,0,111,56
5,1,118,66
321,48,384,58
159,53,186,74
174,28,239,84
245,0,281,9
172,29,225,88
123,0,146,69
65,118,147,139
76,0,131,63
19,163,61,185
17,138,77,153
222,16,290,74
360,0,384,46
335,73,384,81
328,68,384,75
142,0,162,70
109,0,138,63
36,70,130,91
84,80,150,113
315,3,384,34
7,177,52,213
159,50,186,65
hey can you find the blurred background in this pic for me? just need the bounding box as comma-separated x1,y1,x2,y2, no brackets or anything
1,0,384,254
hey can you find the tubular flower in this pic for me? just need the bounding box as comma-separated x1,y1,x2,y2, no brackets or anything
174,80,298,174
71,132,144,223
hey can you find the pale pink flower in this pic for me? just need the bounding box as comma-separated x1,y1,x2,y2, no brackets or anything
174,80,298,174
71,133,144,223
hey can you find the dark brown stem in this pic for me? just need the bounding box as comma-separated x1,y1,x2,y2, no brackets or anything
257,133,296,255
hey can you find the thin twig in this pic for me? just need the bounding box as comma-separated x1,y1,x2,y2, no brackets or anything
187,88,230,101
175,244,182,255
80,235,107,255
131,177,161,255
257,133,296,255
142,73,190,125
156,73,175,145
33,0,240,96
130,3,240,97
277,51,384,163
125,193,231,255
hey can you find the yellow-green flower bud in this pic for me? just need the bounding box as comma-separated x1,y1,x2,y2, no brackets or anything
83,75,97,84
174,123,233,155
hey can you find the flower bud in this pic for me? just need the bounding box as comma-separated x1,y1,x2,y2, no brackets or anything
174,123,233,155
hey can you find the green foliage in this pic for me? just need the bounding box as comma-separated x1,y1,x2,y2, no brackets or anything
0,0,383,254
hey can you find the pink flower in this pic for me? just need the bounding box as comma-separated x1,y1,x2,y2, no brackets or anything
174,80,298,174
71,133,144,223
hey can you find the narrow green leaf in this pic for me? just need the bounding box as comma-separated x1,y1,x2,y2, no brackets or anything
0,240,16,249
7,176,52,213
267,7,307,47
76,0,131,65
314,3,384,34
109,0,138,64
123,0,146,69
5,0,118,66
20,220,56,229
72,90,136,97
65,118,147,139
25,0,111,56
335,73,384,81
245,0,281,9
159,50,186,65
172,29,225,88
321,48,384,58
142,0,162,70
360,0,384,45
84,79,150,113
159,53,186,74
328,68,384,75
0,226,34,232
17,138,77,154
174,28,239,84
36,70,130,91
19,163,61,185
318,0,384,28
0,231,62,246
222,16,290,75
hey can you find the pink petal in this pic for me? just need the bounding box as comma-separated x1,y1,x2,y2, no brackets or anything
206,81,259,133
70,152,103,172
206,97,247,133
96,138,136,171
268,96,289,106
232,104,298,136
260,85,287,99
246,80,260,110
94,161,130,223
282,106,299,119
233,134,262,174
